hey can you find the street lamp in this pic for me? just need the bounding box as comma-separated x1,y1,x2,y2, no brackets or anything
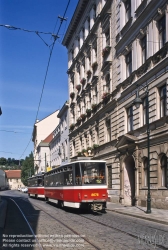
133,86,151,214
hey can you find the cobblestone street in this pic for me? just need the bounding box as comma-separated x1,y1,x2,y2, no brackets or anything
1,191,168,250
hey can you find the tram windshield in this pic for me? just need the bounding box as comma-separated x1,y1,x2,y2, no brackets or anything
79,162,106,185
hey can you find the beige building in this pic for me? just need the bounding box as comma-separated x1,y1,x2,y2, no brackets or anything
32,110,59,173
63,0,168,209
5,170,24,190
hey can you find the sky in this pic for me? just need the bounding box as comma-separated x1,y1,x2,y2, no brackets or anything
0,0,78,160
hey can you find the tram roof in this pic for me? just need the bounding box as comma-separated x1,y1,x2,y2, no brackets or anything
45,160,106,175
28,173,44,180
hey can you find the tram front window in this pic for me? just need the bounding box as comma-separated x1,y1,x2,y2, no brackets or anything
81,162,106,185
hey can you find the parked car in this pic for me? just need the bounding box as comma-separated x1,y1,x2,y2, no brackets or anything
22,187,28,193
18,187,21,191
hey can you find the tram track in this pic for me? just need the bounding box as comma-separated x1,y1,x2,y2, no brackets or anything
5,194,168,250
10,198,43,250
31,202,102,250
28,198,168,250
77,213,168,250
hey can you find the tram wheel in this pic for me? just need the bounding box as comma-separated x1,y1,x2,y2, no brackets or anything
45,197,48,202
58,200,64,209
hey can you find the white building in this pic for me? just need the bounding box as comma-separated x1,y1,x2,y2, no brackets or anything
63,0,168,209
50,101,70,168
37,133,53,172
32,110,59,173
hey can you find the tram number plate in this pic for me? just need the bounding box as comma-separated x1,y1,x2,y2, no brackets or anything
91,193,99,196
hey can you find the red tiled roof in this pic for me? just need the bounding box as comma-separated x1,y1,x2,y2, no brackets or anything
42,132,53,143
4,170,21,179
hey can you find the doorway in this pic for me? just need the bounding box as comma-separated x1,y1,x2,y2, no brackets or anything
124,156,135,206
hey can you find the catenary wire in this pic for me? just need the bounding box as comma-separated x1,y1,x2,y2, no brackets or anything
19,0,71,160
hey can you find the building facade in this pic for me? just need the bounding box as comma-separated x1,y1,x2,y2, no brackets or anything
32,110,59,173
63,0,168,209
50,101,70,168
5,170,24,190
37,133,53,172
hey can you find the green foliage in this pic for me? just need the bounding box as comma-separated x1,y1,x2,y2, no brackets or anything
0,157,7,165
21,152,34,186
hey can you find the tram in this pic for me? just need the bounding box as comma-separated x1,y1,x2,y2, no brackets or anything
44,160,107,211
28,173,45,198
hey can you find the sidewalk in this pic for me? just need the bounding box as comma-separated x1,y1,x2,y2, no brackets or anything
106,202,168,225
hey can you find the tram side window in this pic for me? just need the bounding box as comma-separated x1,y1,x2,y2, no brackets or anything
38,178,43,186
75,163,82,185
48,174,53,186
44,176,48,186
64,171,73,185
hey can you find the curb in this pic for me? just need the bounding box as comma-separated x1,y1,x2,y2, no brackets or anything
106,208,168,226
0,199,7,228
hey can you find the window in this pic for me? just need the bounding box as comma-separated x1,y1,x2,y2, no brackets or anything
105,118,111,142
125,0,131,23
158,15,166,49
95,126,99,144
160,85,166,118
127,106,133,131
126,52,132,77
105,28,110,46
72,141,75,157
143,158,148,187
143,96,147,125
161,155,167,188
141,35,147,64
105,73,110,92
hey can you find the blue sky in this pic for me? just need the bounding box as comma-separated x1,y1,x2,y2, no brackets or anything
0,0,78,160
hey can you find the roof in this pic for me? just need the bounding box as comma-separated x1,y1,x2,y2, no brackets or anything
38,132,53,148
62,0,89,47
57,101,69,118
43,132,53,143
4,170,21,179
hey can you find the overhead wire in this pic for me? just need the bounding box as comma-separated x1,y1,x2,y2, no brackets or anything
19,0,71,160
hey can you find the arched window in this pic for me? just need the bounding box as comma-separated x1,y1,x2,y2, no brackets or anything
144,158,148,187
161,155,167,188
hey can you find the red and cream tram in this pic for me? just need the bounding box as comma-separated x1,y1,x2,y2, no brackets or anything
28,173,45,198
44,160,107,211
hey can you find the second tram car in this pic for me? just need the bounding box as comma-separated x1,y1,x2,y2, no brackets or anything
28,173,45,198
44,160,107,211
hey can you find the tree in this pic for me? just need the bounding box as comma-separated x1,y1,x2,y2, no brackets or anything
21,152,34,186
0,157,7,165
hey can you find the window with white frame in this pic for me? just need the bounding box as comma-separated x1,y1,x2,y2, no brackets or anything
141,35,147,64
92,86,97,104
160,85,166,118
105,28,110,46
105,73,110,92
127,106,133,131
125,52,132,77
125,0,131,23
158,15,166,49
161,155,167,188
105,118,111,142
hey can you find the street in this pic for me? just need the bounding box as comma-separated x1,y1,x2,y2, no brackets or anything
0,190,168,250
